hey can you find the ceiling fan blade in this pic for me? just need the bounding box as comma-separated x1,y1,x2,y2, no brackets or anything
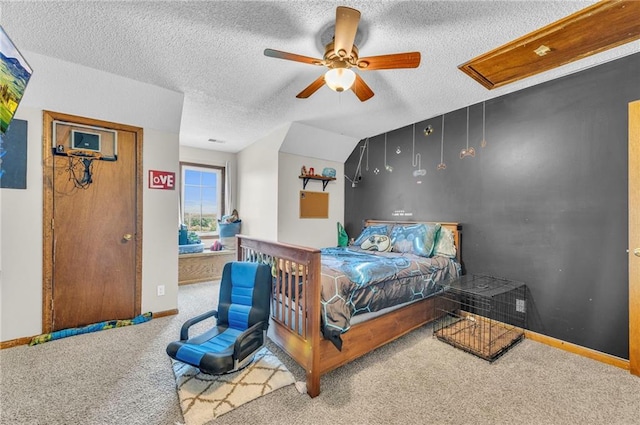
357,52,421,70
264,48,323,66
351,74,374,102
296,74,326,99
334,6,361,58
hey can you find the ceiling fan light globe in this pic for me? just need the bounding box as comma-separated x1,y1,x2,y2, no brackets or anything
325,68,356,92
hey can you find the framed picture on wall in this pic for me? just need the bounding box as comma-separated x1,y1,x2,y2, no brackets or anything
0,25,33,135
0,118,28,189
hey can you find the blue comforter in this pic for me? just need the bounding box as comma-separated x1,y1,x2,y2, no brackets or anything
318,247,461,350
320,247,412,287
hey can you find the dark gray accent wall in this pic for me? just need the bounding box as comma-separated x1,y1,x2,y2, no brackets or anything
344,53,640,359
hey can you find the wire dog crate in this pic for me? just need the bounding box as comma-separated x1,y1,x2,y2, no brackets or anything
434,274,526,362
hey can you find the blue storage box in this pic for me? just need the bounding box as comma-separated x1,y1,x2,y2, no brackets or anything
219,220,241,237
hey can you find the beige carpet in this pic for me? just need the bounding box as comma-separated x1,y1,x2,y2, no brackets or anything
3,280,639,425
172,347,296,424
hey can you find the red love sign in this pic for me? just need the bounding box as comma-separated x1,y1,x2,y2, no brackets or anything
149,170,175,190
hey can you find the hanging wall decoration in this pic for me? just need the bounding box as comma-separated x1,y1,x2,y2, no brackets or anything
345,138,369,187
460,106,476,159
424,125,434,136
363,137,370,169
373,135,379,174
437,115,447,170
481,101,487,148
412,123,427,182
384,133,393,172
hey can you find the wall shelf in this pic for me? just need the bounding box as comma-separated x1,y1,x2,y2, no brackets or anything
299,175,335,191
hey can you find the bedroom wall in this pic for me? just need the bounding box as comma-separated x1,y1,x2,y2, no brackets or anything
344,53,640,359
277,152,344,248
236,124,288,241
236,124,349,248
0,51,183,342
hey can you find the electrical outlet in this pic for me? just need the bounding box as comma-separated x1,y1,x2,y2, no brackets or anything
157,285,165,296
516,298,526,313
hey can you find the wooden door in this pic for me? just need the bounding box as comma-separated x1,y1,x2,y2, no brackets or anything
630,100,640,376
43,111,143,332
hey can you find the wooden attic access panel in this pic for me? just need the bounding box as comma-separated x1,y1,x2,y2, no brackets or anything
458,0,640,90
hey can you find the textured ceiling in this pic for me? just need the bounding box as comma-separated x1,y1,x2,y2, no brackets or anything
1,1,638,154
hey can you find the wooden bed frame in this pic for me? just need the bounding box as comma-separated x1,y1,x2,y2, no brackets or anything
235,220,461,397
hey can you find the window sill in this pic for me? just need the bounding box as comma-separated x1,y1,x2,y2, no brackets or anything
179,248,235,258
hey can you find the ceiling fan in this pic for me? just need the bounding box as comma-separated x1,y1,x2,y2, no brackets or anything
264,6,421,102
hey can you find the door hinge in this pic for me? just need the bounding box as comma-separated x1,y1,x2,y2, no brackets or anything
51,218,54,230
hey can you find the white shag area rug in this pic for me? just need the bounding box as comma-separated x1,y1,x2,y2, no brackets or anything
172,347,296,425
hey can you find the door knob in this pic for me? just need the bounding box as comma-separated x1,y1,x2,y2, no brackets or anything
123,234,133,241
635,248,640,257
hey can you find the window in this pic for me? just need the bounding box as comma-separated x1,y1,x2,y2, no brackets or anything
180,163,225,236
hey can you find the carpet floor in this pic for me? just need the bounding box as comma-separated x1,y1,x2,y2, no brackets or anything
1,280,639,424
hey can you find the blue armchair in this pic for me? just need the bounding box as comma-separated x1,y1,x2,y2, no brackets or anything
166,261,272,374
